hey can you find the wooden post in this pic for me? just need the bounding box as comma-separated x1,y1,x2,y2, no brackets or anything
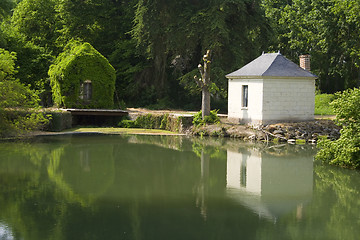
194,50,211,119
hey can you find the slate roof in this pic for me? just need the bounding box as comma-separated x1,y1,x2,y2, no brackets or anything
226,52,317,78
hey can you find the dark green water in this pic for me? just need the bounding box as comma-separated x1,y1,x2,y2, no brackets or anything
0,134,359,240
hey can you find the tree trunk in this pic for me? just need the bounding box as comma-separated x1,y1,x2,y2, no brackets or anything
202,87,210,119
194,50,212,120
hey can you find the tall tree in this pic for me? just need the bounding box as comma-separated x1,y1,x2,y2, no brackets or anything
262,0,360,93
11,0,59,54
55,0,105,46
132,0,272,107
194,50,212,118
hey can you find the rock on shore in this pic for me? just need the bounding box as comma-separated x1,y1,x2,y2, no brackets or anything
190,119,341,144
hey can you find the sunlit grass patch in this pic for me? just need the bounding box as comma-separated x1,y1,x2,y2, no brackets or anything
315,94,335,115
69,127,179,135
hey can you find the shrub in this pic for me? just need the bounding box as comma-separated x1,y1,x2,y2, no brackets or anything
192,110,220,127
316,88,360,169
118,119,139,128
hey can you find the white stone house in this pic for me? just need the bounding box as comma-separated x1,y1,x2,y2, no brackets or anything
226,52,317,125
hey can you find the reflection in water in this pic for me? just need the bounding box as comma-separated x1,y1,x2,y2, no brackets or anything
195,150,210,220
47,138,116,206
226,146,314,221
80,149,91,172
0,135,359,240
0,223,14,240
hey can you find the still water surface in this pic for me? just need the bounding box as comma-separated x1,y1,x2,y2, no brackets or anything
0,134,359,240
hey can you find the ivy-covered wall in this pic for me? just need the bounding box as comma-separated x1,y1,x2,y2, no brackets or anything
49,41,116,108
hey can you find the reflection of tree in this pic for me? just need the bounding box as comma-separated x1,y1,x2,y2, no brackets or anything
47,141,115,206
0,136,117,240
0,141,65,240
192,141,227,220
130,201,142,240
195,149,210,220
314,165,360,240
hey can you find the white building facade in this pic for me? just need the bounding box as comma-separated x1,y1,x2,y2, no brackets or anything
226,52,317,125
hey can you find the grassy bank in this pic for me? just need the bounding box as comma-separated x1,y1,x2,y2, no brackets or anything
315,94,335,115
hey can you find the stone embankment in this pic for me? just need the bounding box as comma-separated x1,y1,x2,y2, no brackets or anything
257,120,341,143
125,109,341,144
191,119,341,144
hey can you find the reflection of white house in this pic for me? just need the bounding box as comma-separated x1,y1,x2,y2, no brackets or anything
226,53,317,125
0,223,15,240
226,148,313,221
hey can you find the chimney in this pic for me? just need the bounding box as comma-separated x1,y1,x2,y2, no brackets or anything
299,54,311,71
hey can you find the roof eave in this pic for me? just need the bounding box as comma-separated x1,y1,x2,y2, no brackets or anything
226,75,317,80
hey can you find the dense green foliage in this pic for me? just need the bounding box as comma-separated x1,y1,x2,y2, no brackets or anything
132,0,271,104
118,114,185,132
1,0,273,110
49,41,116,108
0,48,48,137
193,110,220,127
262,0,360,93
314,93,335,115
0,0,14,21
0,48,16,81
316,88,360,169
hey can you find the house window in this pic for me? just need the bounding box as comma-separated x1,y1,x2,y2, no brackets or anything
80,80,92,101
242,85,248,108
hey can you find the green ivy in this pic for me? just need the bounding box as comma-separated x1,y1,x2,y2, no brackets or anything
117,113,187,133
49,41,116,109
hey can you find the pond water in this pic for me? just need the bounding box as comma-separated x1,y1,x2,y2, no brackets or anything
0,134,359,240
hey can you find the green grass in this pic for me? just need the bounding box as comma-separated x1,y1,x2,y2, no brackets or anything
315,94,335,115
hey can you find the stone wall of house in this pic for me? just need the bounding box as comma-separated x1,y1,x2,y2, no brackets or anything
262,78,315,124
228,78,264,124
228,77,315,125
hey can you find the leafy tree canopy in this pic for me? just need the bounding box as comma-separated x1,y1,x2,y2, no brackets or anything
262,0,360,93
0,48,48,137
11,0,59,54
0,48,17,81
132,0,272,107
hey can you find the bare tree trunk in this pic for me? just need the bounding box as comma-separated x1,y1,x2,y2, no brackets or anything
194,50,212,120
202,87,210,119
